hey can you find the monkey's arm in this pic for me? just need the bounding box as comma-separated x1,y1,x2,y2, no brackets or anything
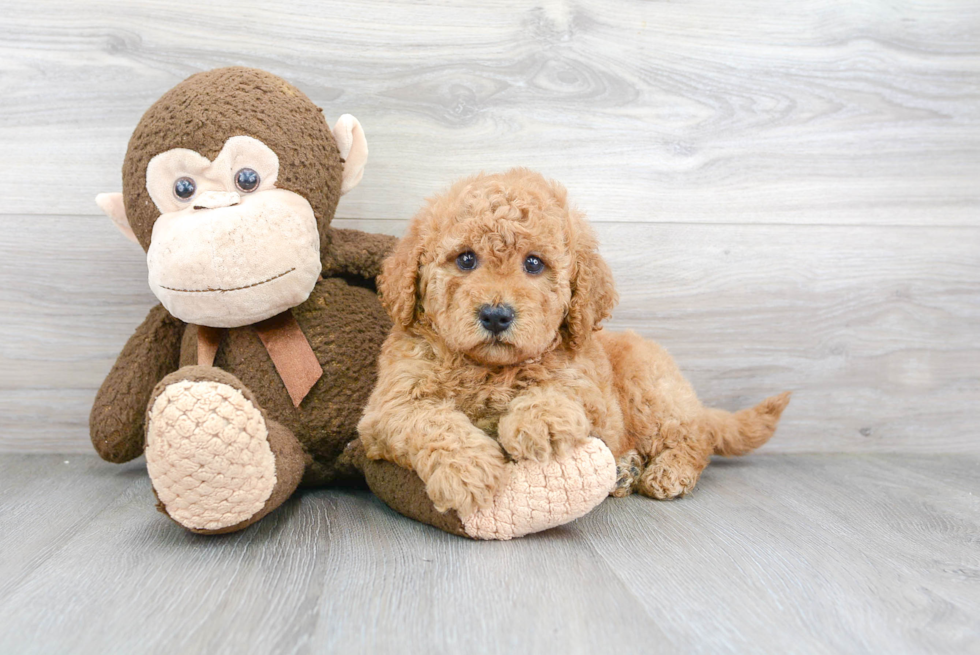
320,227,397,280
90,304,184,463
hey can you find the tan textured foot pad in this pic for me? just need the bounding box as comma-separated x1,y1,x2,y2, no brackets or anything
461,438,617,540
146,379,277,531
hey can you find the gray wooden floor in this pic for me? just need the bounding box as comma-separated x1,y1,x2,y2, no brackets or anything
1,454,977,654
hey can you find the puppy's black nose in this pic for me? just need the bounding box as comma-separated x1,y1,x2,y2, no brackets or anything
478,304,515,335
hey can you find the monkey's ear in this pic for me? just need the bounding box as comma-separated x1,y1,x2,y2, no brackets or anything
95,193,140,245
332,114,368,195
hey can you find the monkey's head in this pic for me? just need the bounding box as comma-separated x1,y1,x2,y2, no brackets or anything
96,67,367,328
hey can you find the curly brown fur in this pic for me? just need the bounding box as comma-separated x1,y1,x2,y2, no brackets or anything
359,168,791,514
122,67,343,253
94,67,396,491
90,304,184,462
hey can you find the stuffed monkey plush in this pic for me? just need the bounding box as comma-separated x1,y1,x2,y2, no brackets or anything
92,67,614,538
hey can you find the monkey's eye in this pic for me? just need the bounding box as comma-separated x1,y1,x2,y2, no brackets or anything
456,251,478,271
173,177,196,200
523,254,545,275
235,168,260,192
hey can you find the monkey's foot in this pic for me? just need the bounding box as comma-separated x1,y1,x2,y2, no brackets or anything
145,366,304,534
354,437,617,540
461,438,617,540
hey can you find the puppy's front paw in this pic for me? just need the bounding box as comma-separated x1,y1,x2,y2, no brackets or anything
423,440,508,518
498,392,590,463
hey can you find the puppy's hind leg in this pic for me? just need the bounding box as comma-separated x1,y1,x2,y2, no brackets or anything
637,393,792,499
636,420,711,499
599,330,788,499
598,330,712,499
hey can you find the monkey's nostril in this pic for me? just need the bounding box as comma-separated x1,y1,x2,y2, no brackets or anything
193,191,242,210
478,304,516,335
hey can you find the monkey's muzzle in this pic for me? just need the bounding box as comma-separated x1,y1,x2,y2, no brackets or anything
146,189,322,328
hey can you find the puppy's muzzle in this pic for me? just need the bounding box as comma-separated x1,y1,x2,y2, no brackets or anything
478,303,515,335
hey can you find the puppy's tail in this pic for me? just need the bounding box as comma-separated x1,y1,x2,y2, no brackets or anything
702,391,792,457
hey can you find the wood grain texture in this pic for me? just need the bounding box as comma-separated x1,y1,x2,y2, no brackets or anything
582,454,980,654
0,0,977,224
0,453,977,654
2,215,977,453
1,0,978,454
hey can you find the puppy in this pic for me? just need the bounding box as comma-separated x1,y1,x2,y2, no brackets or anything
358,168,790,516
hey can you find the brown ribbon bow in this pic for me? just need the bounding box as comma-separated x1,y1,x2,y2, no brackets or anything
197,311,323,408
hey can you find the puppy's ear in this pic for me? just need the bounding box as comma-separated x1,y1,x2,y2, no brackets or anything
562,211,618,347
378,218,425,328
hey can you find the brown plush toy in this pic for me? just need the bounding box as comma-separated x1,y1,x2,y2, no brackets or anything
92,67,614,538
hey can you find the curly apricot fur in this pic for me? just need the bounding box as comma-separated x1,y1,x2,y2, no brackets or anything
359,169,790,513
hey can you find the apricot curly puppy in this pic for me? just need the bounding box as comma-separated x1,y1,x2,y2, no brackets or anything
358,168,790,516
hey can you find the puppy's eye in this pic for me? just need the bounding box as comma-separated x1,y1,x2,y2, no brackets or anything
456,251,478,271
523,255,545,275
235,168,260,192
173,177,196,200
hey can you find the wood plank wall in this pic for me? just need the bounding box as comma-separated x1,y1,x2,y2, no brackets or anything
1,0,977,453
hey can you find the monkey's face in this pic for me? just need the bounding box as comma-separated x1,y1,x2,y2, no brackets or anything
144,136,321,328
97,68,369,328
